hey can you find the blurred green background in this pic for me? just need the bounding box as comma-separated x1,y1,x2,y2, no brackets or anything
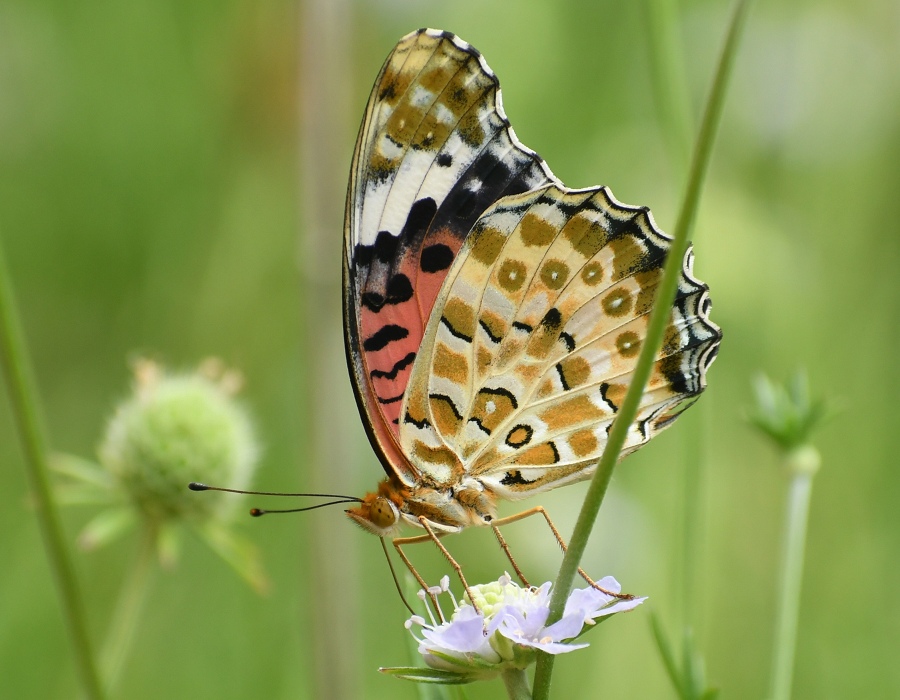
2,0,898,697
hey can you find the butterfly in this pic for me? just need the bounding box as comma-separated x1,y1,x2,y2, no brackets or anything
341,28,720,590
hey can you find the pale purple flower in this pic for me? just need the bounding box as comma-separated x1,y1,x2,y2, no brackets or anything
384,573,646,683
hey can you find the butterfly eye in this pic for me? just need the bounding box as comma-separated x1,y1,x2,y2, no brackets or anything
370,497,398,529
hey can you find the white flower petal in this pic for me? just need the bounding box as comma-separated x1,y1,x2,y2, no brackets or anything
540,613,585,642
592,596,648,618
421,613,486,653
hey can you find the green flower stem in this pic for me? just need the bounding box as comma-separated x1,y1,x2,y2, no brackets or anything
532,2,752,697
501,668,533,700
769,447,820,700
101,525,157,691
0,241,105,699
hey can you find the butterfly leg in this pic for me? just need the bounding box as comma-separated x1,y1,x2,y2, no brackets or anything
417,518,481,614
491,506,633,600
392,532,444,619
392,520,482,617
490,525,532,588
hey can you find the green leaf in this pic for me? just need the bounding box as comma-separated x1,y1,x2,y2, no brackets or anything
197,523,268,594
50,452,114,489
650,614,687,698
379,667,477,685
426,648,499,671
682,627,708,698
54,484,120,507
77,507,137,550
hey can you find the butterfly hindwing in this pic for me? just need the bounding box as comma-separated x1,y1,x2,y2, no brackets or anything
398,184,721,496
344,29,557,481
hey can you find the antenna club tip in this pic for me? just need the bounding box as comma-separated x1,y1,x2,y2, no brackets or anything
188,482,209,491
250,508,265,517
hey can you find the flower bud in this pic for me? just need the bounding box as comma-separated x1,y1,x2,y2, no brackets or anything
99,359,258,523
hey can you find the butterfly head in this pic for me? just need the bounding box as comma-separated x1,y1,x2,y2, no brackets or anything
345,477,406,536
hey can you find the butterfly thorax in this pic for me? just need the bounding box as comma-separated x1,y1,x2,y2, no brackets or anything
346,475,497,536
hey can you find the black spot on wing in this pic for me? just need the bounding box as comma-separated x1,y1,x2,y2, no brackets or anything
370,352,416,380
363,324,408,352
437,152,453,167
428,393,463,421
540,308,563,332
387,273,414,301
361,273,413,312
547,441,560,463
440,315,473,343
559,332,575,352
374,230,399,263
361,292,384,312
353,241,375,268
468,417,491,436
377,393,404,405
478,319,503,344
500,470,537,486
512,321,533,333
659,353,690,395
378,81,396,102
476,386,519,409
421,244,454,273
598,382,618,412
403,411,430,429
402,198,438,245
555,363,570,391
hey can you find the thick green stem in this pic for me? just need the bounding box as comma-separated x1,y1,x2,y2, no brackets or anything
532,2,752,697
0,240,105,699
769,447,819,700
501,668,533,700
101,525,157,691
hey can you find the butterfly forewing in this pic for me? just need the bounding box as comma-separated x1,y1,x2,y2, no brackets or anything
344,29,558,481
398,184,720,498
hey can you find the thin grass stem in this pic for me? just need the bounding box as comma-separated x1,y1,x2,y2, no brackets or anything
532,2,752,697
769,448,818,700
0,239,106,699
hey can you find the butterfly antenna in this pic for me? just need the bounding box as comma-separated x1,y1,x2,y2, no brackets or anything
249,500,360,517
189,482,362,500
380,536,417,616
189,482,363,517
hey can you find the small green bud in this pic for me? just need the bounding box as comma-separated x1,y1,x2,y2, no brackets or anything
748,370,829,453
99,359,258,523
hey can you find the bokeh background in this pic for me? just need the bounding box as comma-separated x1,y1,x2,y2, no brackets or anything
2,0,898,697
